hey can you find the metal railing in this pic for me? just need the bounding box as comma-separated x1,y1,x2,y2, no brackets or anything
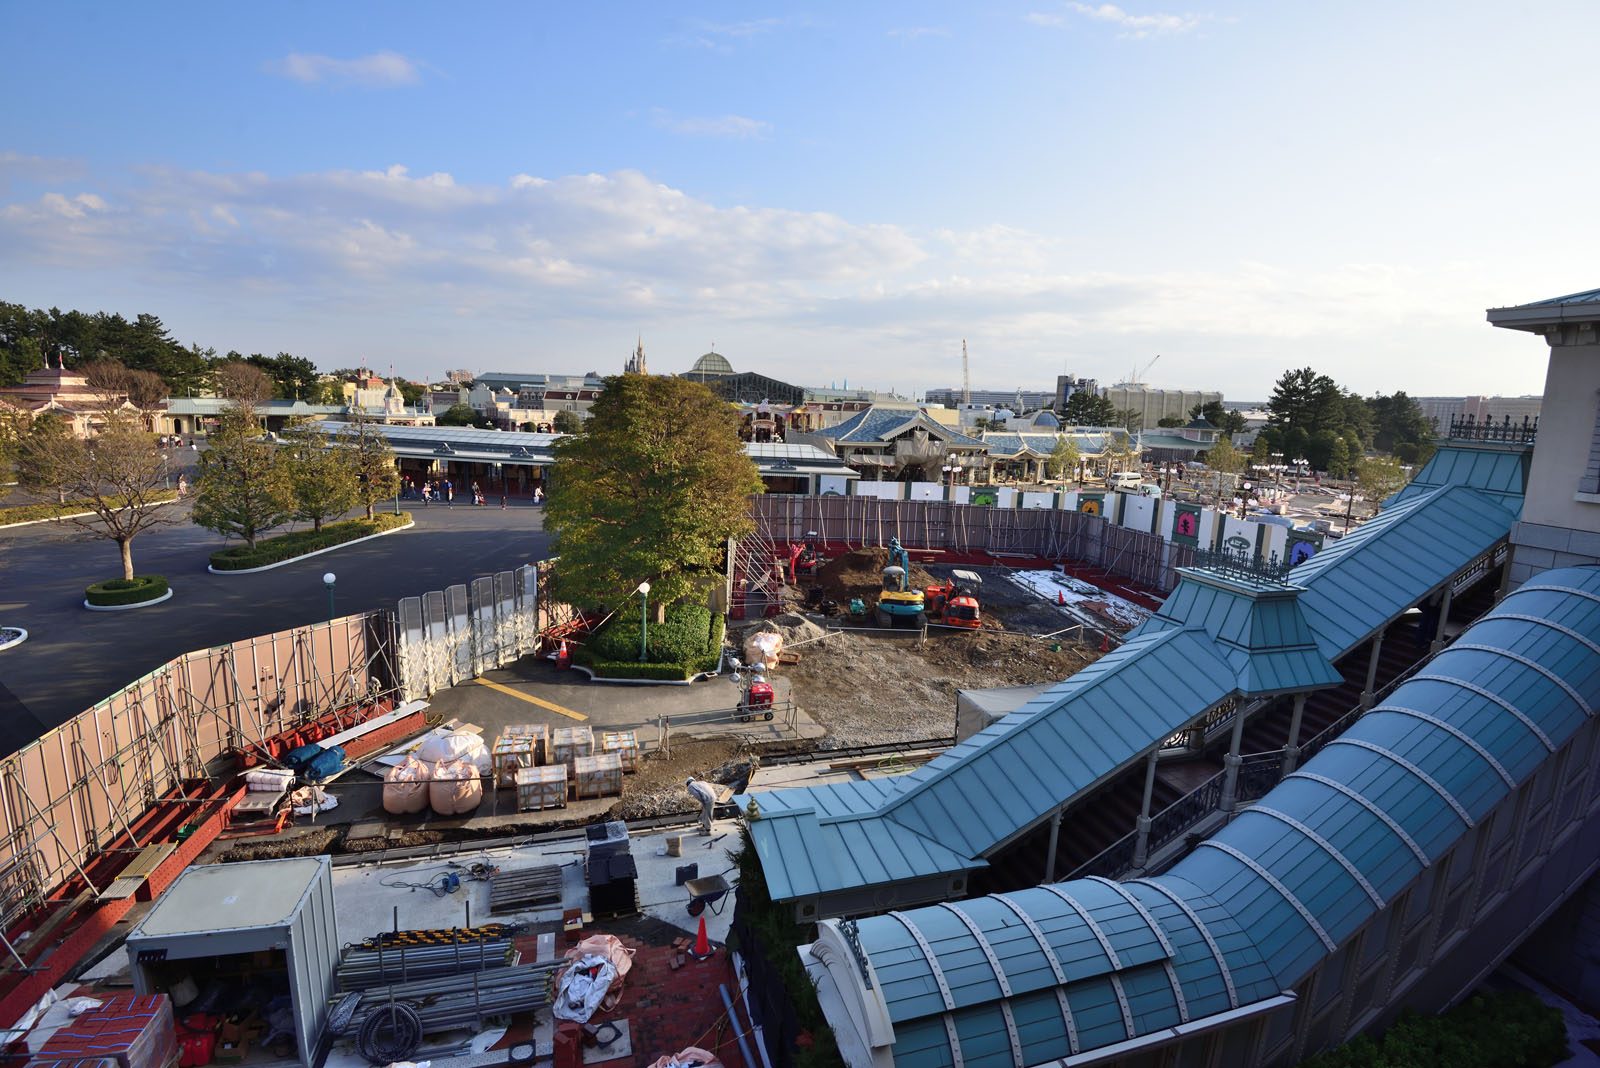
1447,413,1537,443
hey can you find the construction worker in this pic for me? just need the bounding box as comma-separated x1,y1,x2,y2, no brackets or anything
686,776,718,836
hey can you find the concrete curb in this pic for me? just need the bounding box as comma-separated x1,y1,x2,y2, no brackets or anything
84,588,174,612
0,627,28,651
207,519,415,575
567,662,720,686
0,499,179,531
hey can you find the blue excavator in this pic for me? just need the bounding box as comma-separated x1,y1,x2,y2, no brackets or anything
876,537,927,628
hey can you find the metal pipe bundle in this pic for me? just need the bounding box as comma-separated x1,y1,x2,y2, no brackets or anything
331,960,568,1037
336,935,515,990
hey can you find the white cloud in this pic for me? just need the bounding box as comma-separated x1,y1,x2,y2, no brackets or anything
263,50,423,87
888,26,951,39
0,163,1542,399
665,16,807,51
0,152,83,186
650,109,771,139
1026,3,1208,38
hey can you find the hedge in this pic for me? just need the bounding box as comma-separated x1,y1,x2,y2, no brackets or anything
576,603,725,680
1297,989,1567,1068
0,490,178,527
210,513,411,571
85,575,169,607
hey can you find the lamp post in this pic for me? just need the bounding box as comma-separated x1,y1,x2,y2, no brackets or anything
637,581,651,662
323,572,336,620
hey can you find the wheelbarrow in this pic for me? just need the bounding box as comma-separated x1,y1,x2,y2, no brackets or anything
684,872,735,917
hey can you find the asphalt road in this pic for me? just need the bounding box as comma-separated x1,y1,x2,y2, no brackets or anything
0,498,552,752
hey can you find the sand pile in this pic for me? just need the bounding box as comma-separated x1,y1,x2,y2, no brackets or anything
813,548,937,604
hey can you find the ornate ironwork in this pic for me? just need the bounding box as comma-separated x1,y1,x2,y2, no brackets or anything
1447,413,1537,443
1190,547,1297,586
1146,771,1225,856
1236,753,1285,803
1066,828,1139,881
838,918,874,990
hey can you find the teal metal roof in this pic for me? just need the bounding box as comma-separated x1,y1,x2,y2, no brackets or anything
744,627,1242,901
1289,482,1518,660
1388,441,1529,509
1154,565,1600,988
830,567,1600,1066
1130,571,1344,696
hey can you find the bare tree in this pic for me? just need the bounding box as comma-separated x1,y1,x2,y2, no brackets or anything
18,412,180,579
213,361,273,408
79,358,168,425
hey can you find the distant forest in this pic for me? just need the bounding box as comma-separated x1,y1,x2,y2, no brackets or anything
1,301,333,402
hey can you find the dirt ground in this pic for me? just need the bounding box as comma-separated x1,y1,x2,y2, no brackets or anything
812,546,938,605
609,737,759,820
777,625,1098,748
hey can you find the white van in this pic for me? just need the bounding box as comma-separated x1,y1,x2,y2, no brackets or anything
1108,471,1143,490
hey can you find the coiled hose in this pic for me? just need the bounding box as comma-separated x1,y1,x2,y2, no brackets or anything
356,1002,423,1065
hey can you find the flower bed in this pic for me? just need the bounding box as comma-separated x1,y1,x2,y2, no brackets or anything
575,603,726,681
85,575,169,607
209,513,411,571
0,490,178,527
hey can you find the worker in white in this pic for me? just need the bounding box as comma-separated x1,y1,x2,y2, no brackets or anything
686,776,718,835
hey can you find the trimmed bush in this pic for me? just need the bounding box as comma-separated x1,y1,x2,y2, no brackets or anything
210,513,410,571
576,603,725,680
0,490,178,527
85,575,169,607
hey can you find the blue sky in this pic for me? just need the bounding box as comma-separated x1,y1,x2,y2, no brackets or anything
2,2,1595,400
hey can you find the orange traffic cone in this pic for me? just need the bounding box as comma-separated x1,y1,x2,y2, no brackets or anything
1099,631,1111,653
689,915,714,961
1057,591,1066,606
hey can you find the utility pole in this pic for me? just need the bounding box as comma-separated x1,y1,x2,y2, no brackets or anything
962,340,970,408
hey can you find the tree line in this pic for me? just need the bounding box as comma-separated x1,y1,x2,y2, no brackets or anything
0,300,428,406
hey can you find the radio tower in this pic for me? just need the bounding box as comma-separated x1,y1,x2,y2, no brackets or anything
962,339,970,407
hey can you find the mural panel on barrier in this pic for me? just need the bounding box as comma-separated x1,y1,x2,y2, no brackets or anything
969,488,998,507
1287,528,1322,565
1078,491,1105,517
1171,502,1201,547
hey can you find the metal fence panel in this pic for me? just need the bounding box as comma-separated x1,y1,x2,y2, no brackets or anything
469,577,494,677
446,584,471,685
424,590,450,694
494,572,518,665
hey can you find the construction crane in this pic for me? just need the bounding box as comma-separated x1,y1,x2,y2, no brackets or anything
1128,354,1161,388
962,339,970,407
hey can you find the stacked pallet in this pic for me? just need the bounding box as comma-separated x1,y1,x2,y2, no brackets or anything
491,733,537,787
515,765,567,811
550,726,593,767
488,864,564,914
572,753,623,800
599,730,639,773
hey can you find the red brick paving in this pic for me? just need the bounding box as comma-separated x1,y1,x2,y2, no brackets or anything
511,927,752,1068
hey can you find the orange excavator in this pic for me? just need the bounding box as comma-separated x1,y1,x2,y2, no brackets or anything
924,570,983,629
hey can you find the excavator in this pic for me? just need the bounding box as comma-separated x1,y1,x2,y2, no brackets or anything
924,570,983,629
876,537,927,628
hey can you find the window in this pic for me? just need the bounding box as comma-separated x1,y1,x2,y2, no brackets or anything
1315,946,1349,1012
1407,867,1437,930
1361,912,1392,971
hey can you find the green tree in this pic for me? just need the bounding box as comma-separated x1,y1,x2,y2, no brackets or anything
545,375,761,611
191,407,292,549
1268,367,1345,436
18,412,179,579
1366,391,1433,455
247,352,320,401
1308,428,1339,471
1046,436,1080,481
398,380,426,407
1117,407,1144,433
1205,437,1244,474
1326,436,1352,478
1059,389,1117,426
1355,455,1410,518
279,420,357,532
337,411,403,519
1187,400,1246,433
1156,416,1185,428
437,403,493,428
552,409,585,434
1250,437,1271,464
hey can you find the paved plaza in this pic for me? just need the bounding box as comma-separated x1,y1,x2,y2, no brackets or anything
0,498,552,753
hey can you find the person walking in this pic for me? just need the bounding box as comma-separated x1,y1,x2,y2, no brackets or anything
444,479,453,507
686,777,719,836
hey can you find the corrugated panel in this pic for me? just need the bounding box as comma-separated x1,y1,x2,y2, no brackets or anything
1390,443,1528,508
1061,976,1129,1051
1011,990,1076,1064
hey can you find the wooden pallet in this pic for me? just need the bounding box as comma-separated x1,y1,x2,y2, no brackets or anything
97,843,177,902
489,864,564,914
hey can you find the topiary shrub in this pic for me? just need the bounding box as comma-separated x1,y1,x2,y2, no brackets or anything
1297,989,1568,1068
576,603,725,680
85,575,169,607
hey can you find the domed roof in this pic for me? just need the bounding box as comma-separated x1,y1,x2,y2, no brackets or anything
690,351,733,376
1030,410,1061,428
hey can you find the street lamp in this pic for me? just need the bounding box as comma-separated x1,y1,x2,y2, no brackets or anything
637,581,651,662
323,572,336,620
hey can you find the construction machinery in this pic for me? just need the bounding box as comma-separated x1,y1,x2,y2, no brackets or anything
876,537,927,628
786,531,822,582
925,569,983,629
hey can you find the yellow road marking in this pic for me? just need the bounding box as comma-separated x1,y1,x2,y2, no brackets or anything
472,677,587,721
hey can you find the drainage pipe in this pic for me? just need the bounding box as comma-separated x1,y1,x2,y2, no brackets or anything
719,984,759,1068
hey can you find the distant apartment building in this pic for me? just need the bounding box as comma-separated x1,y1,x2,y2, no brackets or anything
1054,374,1098,411
923,386,1055,410
1100,383,1222,428
1414,394,1542,434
